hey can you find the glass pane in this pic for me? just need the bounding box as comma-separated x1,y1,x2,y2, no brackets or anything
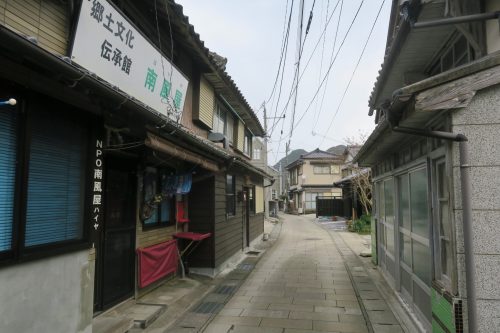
412,240,431,286
400,267,412,294
413,281,431,321
410,168,429,237
398,174,410,230
386,226,395,254
144,168,158,225
400,233,412,266
384,179,394,225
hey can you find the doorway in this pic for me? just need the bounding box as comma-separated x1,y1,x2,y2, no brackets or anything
94,157,137,312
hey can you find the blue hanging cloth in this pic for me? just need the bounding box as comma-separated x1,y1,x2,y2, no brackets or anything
166,173,192,195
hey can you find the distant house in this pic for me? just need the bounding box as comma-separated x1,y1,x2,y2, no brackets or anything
334,146,370,219
285,149,344,214
356,1,500,332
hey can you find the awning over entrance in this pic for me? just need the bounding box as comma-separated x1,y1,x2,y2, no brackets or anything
145,132,220,172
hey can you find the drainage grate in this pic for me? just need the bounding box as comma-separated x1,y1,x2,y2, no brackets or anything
246,251,261,256
215,285,237,295
192,302,224,314
304,238,323,241
237,263,254,271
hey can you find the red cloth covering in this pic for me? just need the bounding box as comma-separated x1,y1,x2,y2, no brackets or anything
173,232,211,241
136,239,178,288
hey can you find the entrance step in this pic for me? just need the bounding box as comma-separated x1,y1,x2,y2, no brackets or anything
92,316,134,333
130,303,166,329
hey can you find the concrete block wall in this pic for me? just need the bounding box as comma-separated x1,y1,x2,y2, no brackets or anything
451,84,500,333
0,249,94,333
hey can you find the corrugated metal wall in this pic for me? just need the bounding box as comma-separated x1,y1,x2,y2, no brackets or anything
0,0,69,55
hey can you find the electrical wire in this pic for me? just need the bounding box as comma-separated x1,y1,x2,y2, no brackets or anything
286,0,366,139
313,0,343,129
268,0,342,138
265,0,292,105
319,0,386,147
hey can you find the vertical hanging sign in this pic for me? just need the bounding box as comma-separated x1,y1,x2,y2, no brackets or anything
92,139,104,230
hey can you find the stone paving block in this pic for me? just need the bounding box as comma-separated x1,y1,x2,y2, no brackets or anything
268,303,314,312
289,310,340,322
229,296,252,303
241,309,290,319
356,282,377,291
229,325,284,333
314,306,347,314
243,290,286,297
250,296,293,304
372,324,404,333
293,299,337,307
289,292,326,300
338,314,364,323
313,320,368,333
296,287,336,293
202,323,233,333
336,300,361,309
358,291,382,300
225,301,270,310
219,308,244,316
367,310,399,324
260,317,313,330
333,288,356,295
211,315,261,326
362,300,388,311
325,293,357,301
284,329,338,333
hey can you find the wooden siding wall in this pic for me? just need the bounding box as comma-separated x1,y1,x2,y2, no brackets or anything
184,176,215,268
236,120,244,152
255,185,264,213
136,223,175,249
0,0,68,55
214,172,243,267
249,213,264,244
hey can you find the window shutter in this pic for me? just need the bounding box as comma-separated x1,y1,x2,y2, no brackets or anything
0,110,16,251
25,113,87,247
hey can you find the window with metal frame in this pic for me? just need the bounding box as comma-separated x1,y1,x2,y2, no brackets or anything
213,104,226,134
248,186,255,215
226,174,236,216
313,164,331,174
0,104,89,257
243,130,252,157
142,167,173,227
432,157,454,291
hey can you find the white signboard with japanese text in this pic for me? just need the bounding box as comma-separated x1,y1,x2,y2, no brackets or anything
71,0,188,119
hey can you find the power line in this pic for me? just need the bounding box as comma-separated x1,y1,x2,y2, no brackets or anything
319,0,386,147
286,0,365,139
268,0,343,138
313,0,343,129
265,0,293,105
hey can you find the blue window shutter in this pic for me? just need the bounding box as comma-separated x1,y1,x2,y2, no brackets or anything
0,110,16,251
25,113,87,247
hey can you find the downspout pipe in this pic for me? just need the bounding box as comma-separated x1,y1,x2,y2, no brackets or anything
387,110,477,333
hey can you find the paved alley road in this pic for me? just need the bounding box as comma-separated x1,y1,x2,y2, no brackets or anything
202,214,406,333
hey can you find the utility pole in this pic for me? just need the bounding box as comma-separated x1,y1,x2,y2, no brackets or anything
285,0,305,211
262,102,269,218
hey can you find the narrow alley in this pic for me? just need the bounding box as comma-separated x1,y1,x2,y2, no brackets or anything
192,214,417,333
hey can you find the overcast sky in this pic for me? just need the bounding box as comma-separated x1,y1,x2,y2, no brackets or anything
176,0,392,165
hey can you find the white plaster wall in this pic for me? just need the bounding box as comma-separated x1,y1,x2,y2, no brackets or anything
486,0,500,54
0,249,94,333
451,84,500,333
